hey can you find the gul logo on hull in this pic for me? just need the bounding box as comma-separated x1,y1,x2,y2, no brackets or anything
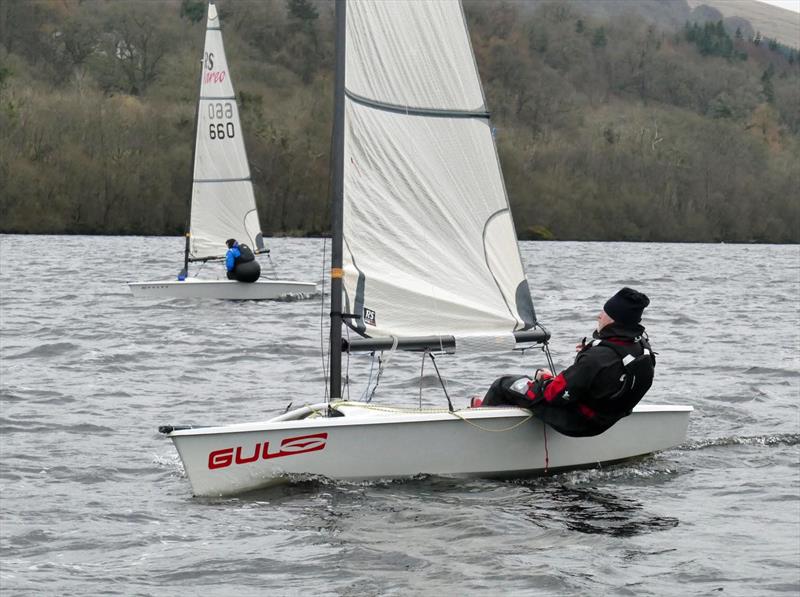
208,432,328,470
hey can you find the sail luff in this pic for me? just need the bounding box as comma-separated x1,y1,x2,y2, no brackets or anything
182,40,206,276
329,0,347,401
188,1,264,260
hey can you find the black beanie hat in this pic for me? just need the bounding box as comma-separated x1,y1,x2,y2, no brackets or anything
603,287,650,324
225,238,236,248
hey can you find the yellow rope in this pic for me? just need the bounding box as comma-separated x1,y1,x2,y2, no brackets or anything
449,410,534,432
330,400,534,433
331,400,451,414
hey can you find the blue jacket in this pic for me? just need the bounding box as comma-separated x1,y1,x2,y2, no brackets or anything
225,245,240,271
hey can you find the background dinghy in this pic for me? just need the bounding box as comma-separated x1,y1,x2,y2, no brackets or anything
128,0,314,300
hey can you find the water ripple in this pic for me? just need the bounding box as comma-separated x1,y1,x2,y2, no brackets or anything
1,236,798,595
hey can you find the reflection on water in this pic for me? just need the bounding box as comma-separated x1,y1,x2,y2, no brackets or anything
525,485,680,537
210,471,682,538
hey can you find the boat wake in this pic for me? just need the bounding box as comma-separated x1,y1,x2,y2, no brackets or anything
269,290,321,302
680,433,800,450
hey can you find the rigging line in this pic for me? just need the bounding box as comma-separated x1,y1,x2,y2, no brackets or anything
368,335,398,403
360,351,376,402
428,353,454,412
366,353,381,403
450,411,533,433
542,342,556,376
543,421,550,472
333,401,452,414
320,237,329,404
265,252,279,277
193,260,208,277
345,325,351,401
419,349,427,410
367,353,383,403
535,321,557,374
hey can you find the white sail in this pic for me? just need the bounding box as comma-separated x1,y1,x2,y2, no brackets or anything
342,0,535,342
189,2,264,259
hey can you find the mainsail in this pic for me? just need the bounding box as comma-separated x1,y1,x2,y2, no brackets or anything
341,0,536,341
189,1,264,259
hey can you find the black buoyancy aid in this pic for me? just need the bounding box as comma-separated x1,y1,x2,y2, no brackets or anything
232,243,261,283
586,337,655,417
534,337,655,438
236,243,256,263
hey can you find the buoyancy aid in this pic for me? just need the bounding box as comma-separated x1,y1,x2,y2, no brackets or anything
232,243,261,283
482,334,656,437
236,243,256,263
538,336,655,437
584,337,655,417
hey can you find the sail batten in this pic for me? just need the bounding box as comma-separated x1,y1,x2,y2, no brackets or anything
341,0,535,344
345,89,490,119
189,2,264,258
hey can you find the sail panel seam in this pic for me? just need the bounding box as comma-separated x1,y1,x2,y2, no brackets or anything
346,89,489,119
193,177,251,183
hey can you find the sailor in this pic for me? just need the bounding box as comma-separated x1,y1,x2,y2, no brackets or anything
225,238,261,283
478,287,656,437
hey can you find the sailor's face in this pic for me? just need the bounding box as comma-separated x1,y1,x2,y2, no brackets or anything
596,309,614,332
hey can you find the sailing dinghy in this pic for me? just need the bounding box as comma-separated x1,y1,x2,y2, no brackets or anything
161,0,691,497
129,1,315,300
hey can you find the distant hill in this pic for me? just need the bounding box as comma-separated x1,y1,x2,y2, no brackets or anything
687,0,800,47
513,0,694,29
512,0,800,48
1,0,798,242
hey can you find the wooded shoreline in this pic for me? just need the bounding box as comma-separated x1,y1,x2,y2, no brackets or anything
1,0,798,243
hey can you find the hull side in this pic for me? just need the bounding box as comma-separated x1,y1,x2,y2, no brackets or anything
128,278,316,300
167,406,691,497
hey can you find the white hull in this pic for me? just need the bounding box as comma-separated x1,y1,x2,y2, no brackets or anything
128,278,316,300
165,402,692,497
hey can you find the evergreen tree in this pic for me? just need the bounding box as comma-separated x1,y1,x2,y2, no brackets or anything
180,0,205,23
592,26,607,48
761,64,775,103
287,0,319,25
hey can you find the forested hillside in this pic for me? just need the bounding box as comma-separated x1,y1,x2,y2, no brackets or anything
1,0,798,242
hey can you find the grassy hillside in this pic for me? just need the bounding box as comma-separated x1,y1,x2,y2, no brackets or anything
687,0,800,48
0,0,798,242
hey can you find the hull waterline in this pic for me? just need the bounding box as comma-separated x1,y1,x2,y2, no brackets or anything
164,402,692,497
128,278,316,300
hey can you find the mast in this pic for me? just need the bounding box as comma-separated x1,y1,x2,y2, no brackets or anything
180,5,209,279
329,0,346,401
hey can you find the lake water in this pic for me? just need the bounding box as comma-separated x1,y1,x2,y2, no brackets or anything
1,235,798,595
